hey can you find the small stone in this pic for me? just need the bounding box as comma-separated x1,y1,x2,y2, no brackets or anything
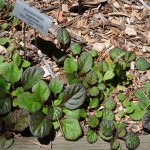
53,67,59,72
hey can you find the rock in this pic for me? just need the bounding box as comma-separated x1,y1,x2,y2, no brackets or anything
113,1,121,9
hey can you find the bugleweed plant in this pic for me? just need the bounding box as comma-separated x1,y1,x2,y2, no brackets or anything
1,27,150,150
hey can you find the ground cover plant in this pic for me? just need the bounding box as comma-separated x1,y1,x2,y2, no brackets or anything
0,0,150,150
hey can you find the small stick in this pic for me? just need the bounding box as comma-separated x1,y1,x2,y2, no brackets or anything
139,0,150,10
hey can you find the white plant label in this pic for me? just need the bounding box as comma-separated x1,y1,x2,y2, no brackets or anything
13,0,53,35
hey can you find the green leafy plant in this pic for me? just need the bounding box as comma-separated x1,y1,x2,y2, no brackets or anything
135,57,150,71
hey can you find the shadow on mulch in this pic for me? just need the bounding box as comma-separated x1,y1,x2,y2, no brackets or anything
31,37,67,64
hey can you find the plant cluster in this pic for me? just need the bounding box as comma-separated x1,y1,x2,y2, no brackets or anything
1,1,150,149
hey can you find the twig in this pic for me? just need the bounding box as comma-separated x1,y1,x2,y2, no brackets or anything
13,133,51,150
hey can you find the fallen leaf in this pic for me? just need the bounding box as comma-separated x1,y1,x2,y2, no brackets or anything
125,25,137,36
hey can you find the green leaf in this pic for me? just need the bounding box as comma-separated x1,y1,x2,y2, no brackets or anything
57,28,70,45
18,92,41,113
118,110,125,119
87,115,99,128
125,106,134,114
0,0,5,11
100,120,115,137
61,117,82,140
134,89,145,99
85,71,98,85
87,129,98,144
70,43,81,55
88,86,99,96
109,48,124,60
142,112,150,130
130,102,147,121
21,66,44,90
12,53,21,67
111,139,120,150
90,50,98,57
99,130,112,141
125,133,140,150
49,79,63,95
4,109,30,131
7,44,15,53
79,108,87,118
0,136,13,149
102,109,114,120
54,93,63,106
103,70,115,81
97,83,106,90
98,60,109,73
89,98,99,109
122,100,131,108
62,83,86,110
0,37,8,45
12,87,24,97
32,80,50,102
117,92,126,102
0,98,11,115
47,106,62,121
2,62,22,83
22,59,31,68
115,122,127,138
1,23,8,30
0,55,4,63
135,57,150,71
95,110,103,118
64,58,77,73
29,111,52,138
103,98,116,110
63,108,80,120
12,17,19,26
78,52,93,74
125,51,136,62
139,97,150,110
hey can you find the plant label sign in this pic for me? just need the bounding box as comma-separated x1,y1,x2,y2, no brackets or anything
13,0,53,35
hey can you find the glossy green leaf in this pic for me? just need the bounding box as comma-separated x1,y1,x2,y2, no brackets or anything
1,23,8,29
125,133,140,150
85,71,98,85
64,58,77,73
0,98,11,115
78,52,93,74
47,106,62,121
90,50,98,57
49,79,63,95
54,93,63,106
2,62,22,83
29,111,52,138
89,98,99,109
62,83,86,110
103,70,115,81
87,115,99,128
18,92,41,113
63,108,80,120
125,51,136,62
12,87,24,97
70,43,81,55
134,89,145,99
125,106,134,114
102,109,114,120
57,28,70,45
117,92,126,102
97,83,106,90
12,53,21,67
139,97,150,110
98,60,109,73
103,98,116,110
21,66,44,90
12,17,19,26
32,80,50,102
115,122,127,138
79,108,87,118
87,129,98,144
122,100,131,108
61,117,82,140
